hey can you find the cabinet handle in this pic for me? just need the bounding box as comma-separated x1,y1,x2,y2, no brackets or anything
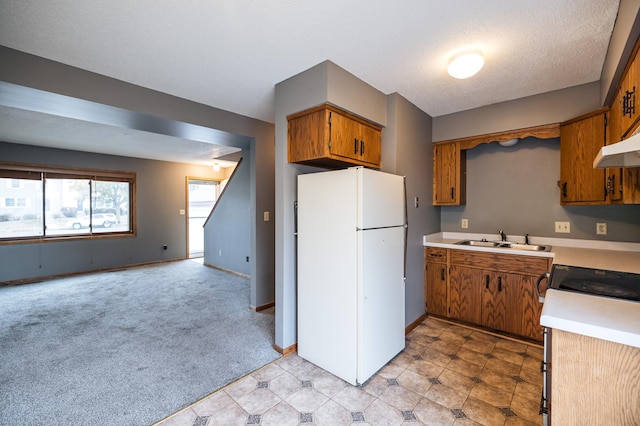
354,138,358,154
485,275,490,289
561,182,567,198
429,253,443,258
360,140,364,156
623,86,636,118
451,187,455,200
498,276,502,292
441,268,445,281
606,175,616,197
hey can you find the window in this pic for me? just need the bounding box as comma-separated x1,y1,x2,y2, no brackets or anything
0,164,135,242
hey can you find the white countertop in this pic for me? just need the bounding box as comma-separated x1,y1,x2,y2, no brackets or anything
540,289,640,348
423,232,640,347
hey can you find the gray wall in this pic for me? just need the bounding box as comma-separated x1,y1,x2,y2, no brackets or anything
274,62,437,351
0,47,276,308
439,138,640,242
385,94,439,326
0,142,218,282
274,61,390,350
433,82,602,142
204,153,251,278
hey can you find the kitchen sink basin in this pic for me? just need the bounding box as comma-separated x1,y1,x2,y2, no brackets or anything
502,243,551,251
455,240,500,247
455,240,551,252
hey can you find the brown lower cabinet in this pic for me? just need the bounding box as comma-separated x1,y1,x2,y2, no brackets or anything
424,247,448,317
425,247,550,342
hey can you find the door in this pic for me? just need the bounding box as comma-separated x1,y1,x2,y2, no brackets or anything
358,226,405,384
449,265,482,324
358,168,405,229
186,178,219,258
560,112,607,203
425,261,448,317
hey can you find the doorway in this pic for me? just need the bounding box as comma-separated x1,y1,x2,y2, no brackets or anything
187,177,219,258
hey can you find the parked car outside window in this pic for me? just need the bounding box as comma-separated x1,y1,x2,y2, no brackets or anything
66,213,118,230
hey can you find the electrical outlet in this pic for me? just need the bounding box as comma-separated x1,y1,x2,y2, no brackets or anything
555,221,570,233
461,218,469,229
596,222,607,235
263,211,270,221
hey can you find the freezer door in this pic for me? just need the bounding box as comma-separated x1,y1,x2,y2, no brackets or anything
357,226,405,384
358,168,405,229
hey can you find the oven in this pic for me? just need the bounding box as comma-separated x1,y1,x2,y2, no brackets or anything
535,264,640,425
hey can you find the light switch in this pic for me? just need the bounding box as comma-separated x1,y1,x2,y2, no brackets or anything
179,209,185,216
263,211,270,221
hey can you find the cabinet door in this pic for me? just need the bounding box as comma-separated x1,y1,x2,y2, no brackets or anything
425,262,448,317
433,143,465,205
449,265,482,324
619,53,639,136
515,274,544,341
359,123,382,165
560,112,607,204
481,271,507,331
329,110,361,160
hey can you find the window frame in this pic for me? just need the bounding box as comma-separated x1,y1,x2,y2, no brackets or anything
0,162,136,244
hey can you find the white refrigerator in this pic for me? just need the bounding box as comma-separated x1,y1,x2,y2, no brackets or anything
297,166,406,386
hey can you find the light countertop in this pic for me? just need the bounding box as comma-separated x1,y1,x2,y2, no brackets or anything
423,232,640,347
540,289,640,348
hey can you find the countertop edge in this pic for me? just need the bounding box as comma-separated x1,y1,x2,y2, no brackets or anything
540,289,640,349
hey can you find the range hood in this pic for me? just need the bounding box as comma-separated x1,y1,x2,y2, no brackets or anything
593,130,640,168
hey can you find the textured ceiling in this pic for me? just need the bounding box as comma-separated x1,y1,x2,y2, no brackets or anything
0,0,621,124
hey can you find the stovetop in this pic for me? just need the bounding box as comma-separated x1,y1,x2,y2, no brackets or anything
548,264,640,302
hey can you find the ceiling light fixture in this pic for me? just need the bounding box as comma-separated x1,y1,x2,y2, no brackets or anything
212,162,220,172
498,138,519,147
447,51,485,79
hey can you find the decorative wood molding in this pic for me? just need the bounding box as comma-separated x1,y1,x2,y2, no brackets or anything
435,122,561,150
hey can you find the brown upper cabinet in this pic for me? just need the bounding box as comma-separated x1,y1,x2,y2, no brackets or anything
433,142,466,205
559,35,640,205
288,104,382,169
606,42,640,204
559,109,609,204
432,124,560,206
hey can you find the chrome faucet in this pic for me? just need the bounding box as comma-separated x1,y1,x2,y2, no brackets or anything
499,229,507,241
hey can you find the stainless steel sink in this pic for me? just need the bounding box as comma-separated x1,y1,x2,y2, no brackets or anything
455,240,500,247
502,243,551,251
454,240,551,252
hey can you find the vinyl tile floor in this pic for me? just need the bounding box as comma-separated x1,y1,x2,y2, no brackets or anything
156,317,543,426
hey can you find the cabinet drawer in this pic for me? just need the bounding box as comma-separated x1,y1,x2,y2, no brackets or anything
450,249,549,275
425,247,448,263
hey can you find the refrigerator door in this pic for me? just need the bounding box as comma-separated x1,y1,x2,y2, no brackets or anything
358,167,405,229
297,169,359,385
357,225,406,384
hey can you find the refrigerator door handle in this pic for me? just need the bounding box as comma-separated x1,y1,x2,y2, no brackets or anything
403,177,408,281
